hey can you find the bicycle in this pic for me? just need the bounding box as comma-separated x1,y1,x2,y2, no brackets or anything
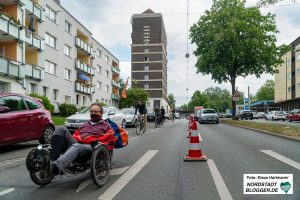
135,114,146,135
154,114,160,128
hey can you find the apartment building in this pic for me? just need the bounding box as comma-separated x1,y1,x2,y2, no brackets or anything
275,36,300,110
0,0,120,112
131,9,168,112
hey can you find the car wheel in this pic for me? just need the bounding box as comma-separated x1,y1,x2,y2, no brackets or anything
289,118,292,122
39,125,54,144
283,119,285,121
216,121,219,124
272,117,275,121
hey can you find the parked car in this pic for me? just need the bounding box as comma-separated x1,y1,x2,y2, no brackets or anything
257,112,266,119
265,111,286,121
288,109,300,122
225,113,232,118
147,111,156,122
0,93,55,145
121,108,137,127
218,113,226,118
252,112,259,119
239,110,253,120
199,109,219,124
65,106,126,133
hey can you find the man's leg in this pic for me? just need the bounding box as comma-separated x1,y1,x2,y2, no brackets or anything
50,126,76,160
144,114,147,131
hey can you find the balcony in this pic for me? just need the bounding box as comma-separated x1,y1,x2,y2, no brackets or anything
23,0,44,22
0,56,25,79
75,81,95,95
21,29,44,51
75,59,95,76
111,93,120,100
112,66,120,75
24,63,44,80
0,14,21,41
75,37,93,56
112,80,120,88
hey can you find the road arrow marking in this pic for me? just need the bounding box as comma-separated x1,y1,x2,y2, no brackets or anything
0,188,15,196
98,150,159,200
207,159,233,200
260,150,300,170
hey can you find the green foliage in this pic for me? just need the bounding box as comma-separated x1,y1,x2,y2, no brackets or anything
255,80,274,101
58,103,77,117
119,88,149,109
204,87,231,112
188,90,209,110
190,0,282,115
29,93,54,113
168,93,176,109
52,116,66,126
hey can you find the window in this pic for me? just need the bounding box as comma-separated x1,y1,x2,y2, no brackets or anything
105,85,109,92
0,96,26,111
45,6,56,22
65,21,71,33
64,44,71,56
288,87,291,93
297,53,300,61
42,86,48,97
53,89,58,101
144,84,149,89
45,33,56,48
287,59,292,67
64,68,71,80
106,70,109,78
144,56,149,61
297,68,300,75
30,83,38,94
105,56,109,63
65,95,71,104
97,49,102,57
45,60,57,75
144,49,149,53
297,83,300,90
144,66,149,71
76,95,80,105
288,72,291,80
144,75,149,80
146,101,150,107
97,65,102,74
97,81,102,90
24,97,40,110
83,96,86,105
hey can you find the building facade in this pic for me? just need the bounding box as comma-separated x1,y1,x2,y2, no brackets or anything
131,9,168,113
275,36,300,110
0,0,120,112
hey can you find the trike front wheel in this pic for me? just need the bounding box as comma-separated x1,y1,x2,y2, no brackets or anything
91,145,111,187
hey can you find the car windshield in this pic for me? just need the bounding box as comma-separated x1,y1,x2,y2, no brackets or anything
203,110,215,114
122,109,135,114
79,106,108,114
275,111,283,114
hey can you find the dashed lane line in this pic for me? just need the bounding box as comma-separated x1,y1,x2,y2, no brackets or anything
260,150,300,170
207,159,233,200
98,150,159,200
0,188,15,196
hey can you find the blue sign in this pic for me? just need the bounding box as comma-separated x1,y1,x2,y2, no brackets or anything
244,106,249,110
244,98,248,103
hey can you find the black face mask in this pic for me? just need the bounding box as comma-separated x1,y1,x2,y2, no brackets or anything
90,114,101,122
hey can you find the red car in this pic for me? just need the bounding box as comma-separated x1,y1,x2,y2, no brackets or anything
0,93,55,145
288,109,300,122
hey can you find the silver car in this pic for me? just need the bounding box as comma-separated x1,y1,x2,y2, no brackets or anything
121,108,137,127
65,106,126,133
199,109,219,124
265,111,286,121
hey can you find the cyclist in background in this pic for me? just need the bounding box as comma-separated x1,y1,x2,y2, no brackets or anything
160,106,166,125
172,108,176,122
135,100,147,132
154,105,160,126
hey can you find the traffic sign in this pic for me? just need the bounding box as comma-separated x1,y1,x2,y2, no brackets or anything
233,97,239,101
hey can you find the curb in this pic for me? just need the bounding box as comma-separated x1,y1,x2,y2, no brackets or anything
221,122,300,143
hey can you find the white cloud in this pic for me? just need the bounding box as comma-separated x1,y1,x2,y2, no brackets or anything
61,0,300,106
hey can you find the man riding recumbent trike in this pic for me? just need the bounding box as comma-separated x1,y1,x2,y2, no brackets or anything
25,102,128,187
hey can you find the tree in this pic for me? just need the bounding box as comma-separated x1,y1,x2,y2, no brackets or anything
255,80,274,101
119,88,149,109
168,93,176,109
190,0,283,116
188,90,209,110
203,87,231,112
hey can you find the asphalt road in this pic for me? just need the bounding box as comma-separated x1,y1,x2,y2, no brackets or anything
0,119,299,200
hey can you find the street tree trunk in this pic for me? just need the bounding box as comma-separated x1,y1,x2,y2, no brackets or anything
231,79,236,117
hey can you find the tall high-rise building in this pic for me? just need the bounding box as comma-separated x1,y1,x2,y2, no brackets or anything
131,9,168,112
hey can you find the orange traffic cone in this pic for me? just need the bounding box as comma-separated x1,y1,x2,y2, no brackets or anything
187,118,192,138
184,119,207,161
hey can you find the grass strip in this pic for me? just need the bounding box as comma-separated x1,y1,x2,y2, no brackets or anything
52,116,66,126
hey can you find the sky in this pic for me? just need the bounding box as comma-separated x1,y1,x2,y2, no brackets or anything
60,0,300,106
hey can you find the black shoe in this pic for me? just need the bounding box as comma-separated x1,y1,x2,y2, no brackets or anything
51,163,60,176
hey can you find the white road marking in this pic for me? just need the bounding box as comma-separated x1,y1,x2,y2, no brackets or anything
260,150,300,170
0,188,15,196
76,179,93,193
129,136,137,141
207,159,233,200
0,157,26,167
98,150,159,200
110,166,130,176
